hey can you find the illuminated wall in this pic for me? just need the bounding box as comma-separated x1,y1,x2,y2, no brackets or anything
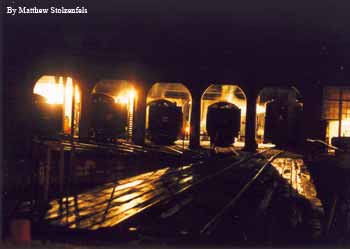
200,84,246,143
146,83,192,140
33,75,81,137
323,87,350,145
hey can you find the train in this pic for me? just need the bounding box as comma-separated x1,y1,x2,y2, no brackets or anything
32,93,63,138
264,99,303,147
147,99,183,145
89,93,128,142
206,101,241,147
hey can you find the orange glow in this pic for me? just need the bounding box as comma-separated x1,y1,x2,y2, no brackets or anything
342,120,350,136
33,76,64,104
327,120,350,145
64,77,73,134
110,87,137,140
327,120,339,145
114,88,137,104
75,85,81,103
146,83,192,143
201,84,247,142
256,104,266,114
33,76,81,136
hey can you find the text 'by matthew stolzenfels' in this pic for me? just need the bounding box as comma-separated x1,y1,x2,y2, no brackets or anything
6,6,88,15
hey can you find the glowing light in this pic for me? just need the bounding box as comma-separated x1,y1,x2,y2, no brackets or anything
114,96,129,104
75,85,81,103
33,76,81,136
64,77,73,134
185,126,190,135
127,89,136,99
327,120,350,145
256,104,266,114
33,76,64,104
114,88,137,104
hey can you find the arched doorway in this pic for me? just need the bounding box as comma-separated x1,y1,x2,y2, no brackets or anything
90,80,137,142
32,75,81,138
200,84,246,148
146,82,192,146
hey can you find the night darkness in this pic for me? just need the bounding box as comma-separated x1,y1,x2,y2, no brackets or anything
3,0,350,248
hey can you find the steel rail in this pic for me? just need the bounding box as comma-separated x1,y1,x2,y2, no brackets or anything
200,150,284,235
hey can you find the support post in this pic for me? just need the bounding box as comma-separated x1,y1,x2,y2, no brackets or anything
190,92,201,149
243,87,258,152
44,144,51,202
132,85,147,145
59,143,65,195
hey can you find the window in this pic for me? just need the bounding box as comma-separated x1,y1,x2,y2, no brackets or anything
323,86,350,145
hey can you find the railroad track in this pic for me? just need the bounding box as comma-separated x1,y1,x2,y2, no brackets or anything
33,137,198,158
41,148,283,238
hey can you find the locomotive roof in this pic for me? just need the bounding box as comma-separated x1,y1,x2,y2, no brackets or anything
208,101,240,110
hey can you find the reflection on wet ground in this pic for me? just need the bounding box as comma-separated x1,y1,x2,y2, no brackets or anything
270,156,323,211
269,154,324,239
44,161,206,230
42,151,324,245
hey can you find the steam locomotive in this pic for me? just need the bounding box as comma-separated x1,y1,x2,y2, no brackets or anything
89,93,128,142
206,101,241,147
32,93,63,138
147,99,183,145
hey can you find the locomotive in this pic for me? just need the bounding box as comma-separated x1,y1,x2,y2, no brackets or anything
147,99,183,145
89,93,128,142
32,93,63,138
206,101,241,147
264,99,303,147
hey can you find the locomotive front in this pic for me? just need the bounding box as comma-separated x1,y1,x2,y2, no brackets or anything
206,101,241,147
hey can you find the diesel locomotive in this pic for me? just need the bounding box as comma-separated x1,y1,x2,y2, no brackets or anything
206,101,241,147
147,99,183,145
32,93,63,138
89,93,128,142
264,99,303,147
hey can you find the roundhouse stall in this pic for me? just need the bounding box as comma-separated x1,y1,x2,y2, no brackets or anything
90,93,128,143
206,101,241,147
147,99,183,145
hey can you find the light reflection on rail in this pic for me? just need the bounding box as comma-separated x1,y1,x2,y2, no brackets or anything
45,164,199,230
270,157,322,208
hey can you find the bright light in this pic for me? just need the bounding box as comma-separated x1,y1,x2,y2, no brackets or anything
326,119,350,146
342,120,350,136
33,76,81,135
127,89,136,99
114,96,129,104
185,126,190,135
64,77,73,133
114,88,137,104
33,76,64,104
75,85,81,103
256,104,266,114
